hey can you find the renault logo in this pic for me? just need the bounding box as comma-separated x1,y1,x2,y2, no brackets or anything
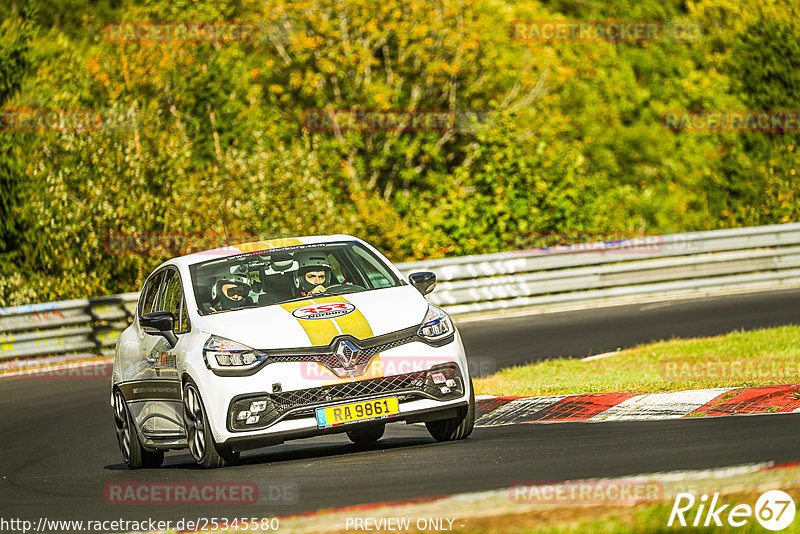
334,339,359,369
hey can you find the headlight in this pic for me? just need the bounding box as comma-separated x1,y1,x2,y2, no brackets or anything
203,335,267,371
418,305,454,341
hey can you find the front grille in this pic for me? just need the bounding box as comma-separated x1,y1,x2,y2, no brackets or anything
228,364,464,431
269,336,416,368
271,370,427,410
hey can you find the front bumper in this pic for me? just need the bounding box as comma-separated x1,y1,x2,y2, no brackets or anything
227,361,464,431
187,330,472,447
226,400,468,451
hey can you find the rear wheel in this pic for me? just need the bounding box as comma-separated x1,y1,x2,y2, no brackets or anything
113,389,164,469
425,379,475,442
183,381,237,468
346,424,385,445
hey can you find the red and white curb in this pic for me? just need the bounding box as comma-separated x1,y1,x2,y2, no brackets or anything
475,385,800,427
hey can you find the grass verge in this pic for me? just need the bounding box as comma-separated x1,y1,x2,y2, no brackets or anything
473,325,800,397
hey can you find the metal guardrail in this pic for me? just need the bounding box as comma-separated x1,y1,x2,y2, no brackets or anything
3,223,800,365
399,224,800,315
0,294,138,366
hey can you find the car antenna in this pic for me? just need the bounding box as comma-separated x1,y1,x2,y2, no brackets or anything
218,208,230,246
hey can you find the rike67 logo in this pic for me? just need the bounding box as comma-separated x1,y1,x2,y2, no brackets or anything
668,490,796,530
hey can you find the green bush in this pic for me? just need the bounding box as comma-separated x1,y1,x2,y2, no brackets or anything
0,0,798,304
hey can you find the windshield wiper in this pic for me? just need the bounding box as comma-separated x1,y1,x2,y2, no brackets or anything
227,303,264,312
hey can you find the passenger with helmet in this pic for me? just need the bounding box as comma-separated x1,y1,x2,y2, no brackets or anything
210,274,253,311
293,250,335,297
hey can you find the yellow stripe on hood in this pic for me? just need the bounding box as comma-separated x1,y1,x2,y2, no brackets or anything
280,299,340,346
282,295,383,383
311,296,374,340
311,295,382,384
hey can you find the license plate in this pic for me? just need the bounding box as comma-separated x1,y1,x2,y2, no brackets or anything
315,397,400,428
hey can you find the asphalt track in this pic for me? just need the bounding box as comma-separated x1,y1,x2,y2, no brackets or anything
2,288,800,529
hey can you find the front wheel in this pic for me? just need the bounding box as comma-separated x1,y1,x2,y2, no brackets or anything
113,389,164,469
183,381,237,468
425,379,475,442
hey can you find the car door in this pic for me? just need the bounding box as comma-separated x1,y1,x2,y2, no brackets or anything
115,270,162,384
127,267,188,441
136,269,166,372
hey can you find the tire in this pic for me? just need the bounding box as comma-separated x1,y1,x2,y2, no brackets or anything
425,379,475,442
182,381,236,468
113,389,164,469
346,424,385,445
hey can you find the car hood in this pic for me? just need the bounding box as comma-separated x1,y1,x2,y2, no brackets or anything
194,285,428,349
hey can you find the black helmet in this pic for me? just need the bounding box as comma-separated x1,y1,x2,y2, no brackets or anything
210,274,251,310
293,251,332,294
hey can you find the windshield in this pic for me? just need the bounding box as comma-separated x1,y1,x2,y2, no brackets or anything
190,241,402,315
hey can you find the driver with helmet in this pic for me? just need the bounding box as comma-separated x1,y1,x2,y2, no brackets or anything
293,251,334,297
210,274,253,311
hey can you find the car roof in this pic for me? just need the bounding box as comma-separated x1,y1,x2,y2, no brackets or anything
168,234,364,268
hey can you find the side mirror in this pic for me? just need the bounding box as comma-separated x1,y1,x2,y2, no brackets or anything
140,311,178,348
409,271,437,295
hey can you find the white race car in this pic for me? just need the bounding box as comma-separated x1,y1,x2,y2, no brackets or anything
111,235,474,468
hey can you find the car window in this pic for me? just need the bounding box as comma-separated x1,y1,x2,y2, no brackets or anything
139,270,165,316
158,269,184,331
327,254,344,284
351,246,396,289
189,241,401,315
179,297,190,334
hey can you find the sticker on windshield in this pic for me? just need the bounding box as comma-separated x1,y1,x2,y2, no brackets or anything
292,302,356,320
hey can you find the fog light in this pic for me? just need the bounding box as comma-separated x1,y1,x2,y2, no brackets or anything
431,372,446,384
445,378,456,388
250,401,267,413
236,410,251,421
246,415,260,425
440,386,451,394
